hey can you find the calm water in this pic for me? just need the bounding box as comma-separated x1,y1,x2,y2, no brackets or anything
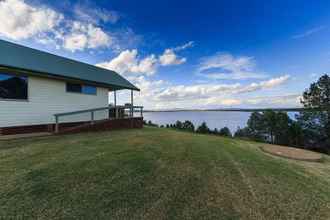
143,111,251,133
143,111,298,133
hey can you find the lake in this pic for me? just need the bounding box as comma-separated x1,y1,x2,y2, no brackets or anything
143,111,298,133
143,111,251,133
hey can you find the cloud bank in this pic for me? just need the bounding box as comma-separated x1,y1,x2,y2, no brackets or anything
0,0,121,52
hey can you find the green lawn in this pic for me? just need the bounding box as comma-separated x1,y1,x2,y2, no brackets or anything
1,127,330,219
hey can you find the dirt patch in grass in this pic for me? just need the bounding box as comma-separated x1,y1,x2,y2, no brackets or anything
261,145,323,162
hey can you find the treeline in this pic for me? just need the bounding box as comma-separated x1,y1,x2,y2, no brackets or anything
143,120,233,137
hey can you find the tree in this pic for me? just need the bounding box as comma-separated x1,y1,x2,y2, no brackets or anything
273,112,291,145
263,110,277,144
196,122,210,134
147,120,158,127
245,111,291,144
182,120,195,132
175,120,183,129
297,74,330,152
288,121,304,147
246,112,267,141
219,127,232,137
234,126,253,138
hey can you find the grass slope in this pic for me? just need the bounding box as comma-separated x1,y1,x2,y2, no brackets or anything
1,127,330,219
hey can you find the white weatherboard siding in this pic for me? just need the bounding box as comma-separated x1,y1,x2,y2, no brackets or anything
0,76,109,127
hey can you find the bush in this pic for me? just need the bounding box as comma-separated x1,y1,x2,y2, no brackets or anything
234,127,253,138
147,120,159,127
175,120,183,129
219,127,232,137
182,120,195,132
196,122,210,134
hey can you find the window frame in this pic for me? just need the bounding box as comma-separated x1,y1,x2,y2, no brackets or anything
66,82,97,96
0,71,29,102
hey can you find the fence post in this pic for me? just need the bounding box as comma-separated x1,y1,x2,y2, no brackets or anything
131,90,134,117
91,111,94,124
114,90,117,119
55,115,59,133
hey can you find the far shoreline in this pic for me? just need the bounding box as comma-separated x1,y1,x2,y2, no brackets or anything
143,107,309,113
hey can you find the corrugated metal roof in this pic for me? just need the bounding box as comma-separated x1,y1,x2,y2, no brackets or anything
0,40,139,91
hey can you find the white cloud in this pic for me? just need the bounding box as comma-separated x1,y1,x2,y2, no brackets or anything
198,52,267,80
204,97,242,106
292,26,326,39
131,75,166,103
62,22,111,51
63,33,88,51
159,49,186,66
245,94,302,107
73,2,119,25
237,75,290,93
0,0,63,40
131,55,158,75
199,53,254,72
97,49,138,74
114,73,292,110
0,0,114,52
158,41,194,66
98,41,194,74
155,84,239,101
155,75,290,102
97,49,158,76
258,74,290,88
174,41,194,51
98,51,290,109
205,72,266,80
108,75,167,109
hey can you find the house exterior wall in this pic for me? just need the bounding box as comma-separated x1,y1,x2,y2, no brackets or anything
0,76,109,127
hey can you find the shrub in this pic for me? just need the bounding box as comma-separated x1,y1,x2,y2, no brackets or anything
196,122,210,134
219,127,232,137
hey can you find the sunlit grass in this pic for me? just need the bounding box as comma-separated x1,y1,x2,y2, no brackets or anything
0,127,330,219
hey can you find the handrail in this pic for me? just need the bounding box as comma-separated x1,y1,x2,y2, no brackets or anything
54,105,143,117
53,105,143,133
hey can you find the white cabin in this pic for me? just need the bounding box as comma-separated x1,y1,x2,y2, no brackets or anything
0,40,140,135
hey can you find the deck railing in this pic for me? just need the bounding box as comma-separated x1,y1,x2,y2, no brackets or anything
54,105,143,133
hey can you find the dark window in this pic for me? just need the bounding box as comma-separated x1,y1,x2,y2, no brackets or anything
66,83,82,93
0,72,28,100
66,82,96,95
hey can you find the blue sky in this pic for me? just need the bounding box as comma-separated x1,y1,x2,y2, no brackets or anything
1,0,330,109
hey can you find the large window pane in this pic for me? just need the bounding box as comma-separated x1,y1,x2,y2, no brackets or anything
0,72,28,100
82,85,96,95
